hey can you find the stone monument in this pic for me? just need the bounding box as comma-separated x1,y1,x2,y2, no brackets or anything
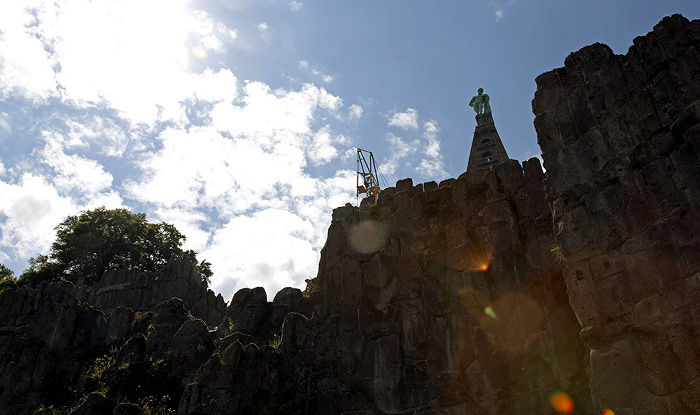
469,87,491,115
466,88,510,175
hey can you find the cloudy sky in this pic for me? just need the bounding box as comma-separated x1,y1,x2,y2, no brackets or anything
1,0,698,300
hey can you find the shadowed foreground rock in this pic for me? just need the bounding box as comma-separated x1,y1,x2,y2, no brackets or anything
0,13,699,415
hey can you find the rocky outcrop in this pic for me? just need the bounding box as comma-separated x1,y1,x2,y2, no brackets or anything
0,282,107,413
533,13,700,414
0,257,227,415
304,159,588,414
80,256,226,327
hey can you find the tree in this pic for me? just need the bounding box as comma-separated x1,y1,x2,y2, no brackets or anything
21,207,212,286
0,263,16,294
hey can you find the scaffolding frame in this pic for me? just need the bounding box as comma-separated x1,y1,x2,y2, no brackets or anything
356,148,383,200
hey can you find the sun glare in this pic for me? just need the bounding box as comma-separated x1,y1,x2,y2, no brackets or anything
192,45,209,60
33,0,209,124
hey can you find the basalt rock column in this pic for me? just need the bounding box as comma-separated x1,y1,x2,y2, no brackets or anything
533,14,700,414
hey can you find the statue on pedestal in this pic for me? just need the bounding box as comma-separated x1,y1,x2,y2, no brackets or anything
469,88,491,115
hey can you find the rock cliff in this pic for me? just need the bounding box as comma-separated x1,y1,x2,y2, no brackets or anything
0,13,698,415
78,257,227,327
533,13,700,414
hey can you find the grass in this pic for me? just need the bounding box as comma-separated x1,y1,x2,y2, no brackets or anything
90,346,118,380
139,395,175,415
269,334,282,350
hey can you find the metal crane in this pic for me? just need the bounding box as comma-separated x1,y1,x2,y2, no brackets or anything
356,148,386,200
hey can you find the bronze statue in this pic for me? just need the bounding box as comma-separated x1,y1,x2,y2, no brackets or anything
469,88,491,115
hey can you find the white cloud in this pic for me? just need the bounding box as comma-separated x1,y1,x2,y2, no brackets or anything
423,121,441,158
387,108,419,130
39,132,115,197
151,206,211,253
308,127,346,166
290,1,304,11
258,22,269,31
348,104,364,120
200,35,223,51
417,120,447,178
0,174,77,259
0,2,59,102
206,208,316,299
380,133,418,176
0,0,239,126
124,125,356,298
193,10,237,54
206,168,355,299
121,79,354,298
192,69,238,103
495,9,504,22
491,1,513,22
0,113,10,137
46,0,198,123
377,119,447,182
127,82,346,213
299,60,334,84
210,82,341,139
64,117,130,157
216,22,238,40
120,82,354,298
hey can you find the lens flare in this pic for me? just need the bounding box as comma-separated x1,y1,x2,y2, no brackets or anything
603,409,615,415
349,220,387,254
549,391,574,414
484,306,498,320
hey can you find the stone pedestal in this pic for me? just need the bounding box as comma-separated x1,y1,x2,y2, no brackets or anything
466,113,510,176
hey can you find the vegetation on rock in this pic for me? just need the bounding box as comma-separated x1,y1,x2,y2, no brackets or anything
0,263,16,294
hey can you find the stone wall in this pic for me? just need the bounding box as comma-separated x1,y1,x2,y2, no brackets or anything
533,14,700,414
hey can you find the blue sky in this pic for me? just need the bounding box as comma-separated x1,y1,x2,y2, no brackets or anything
1,0,698,300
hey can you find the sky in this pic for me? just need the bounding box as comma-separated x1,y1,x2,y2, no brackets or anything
1,0,699,301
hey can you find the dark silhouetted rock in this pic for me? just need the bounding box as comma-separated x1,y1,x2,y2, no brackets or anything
70,391,116,415
81,256,226,327
533,13,700,414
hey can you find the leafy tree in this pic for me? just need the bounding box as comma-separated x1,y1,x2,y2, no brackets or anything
0,264,13,279
21,207,212,286
0,263,17,294
17,254,64,287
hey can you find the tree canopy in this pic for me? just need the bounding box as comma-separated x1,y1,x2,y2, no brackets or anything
0,264,15,294
20,207,212,287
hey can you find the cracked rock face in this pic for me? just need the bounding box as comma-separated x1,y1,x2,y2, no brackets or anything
533,13,700,414
310,156,588,414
